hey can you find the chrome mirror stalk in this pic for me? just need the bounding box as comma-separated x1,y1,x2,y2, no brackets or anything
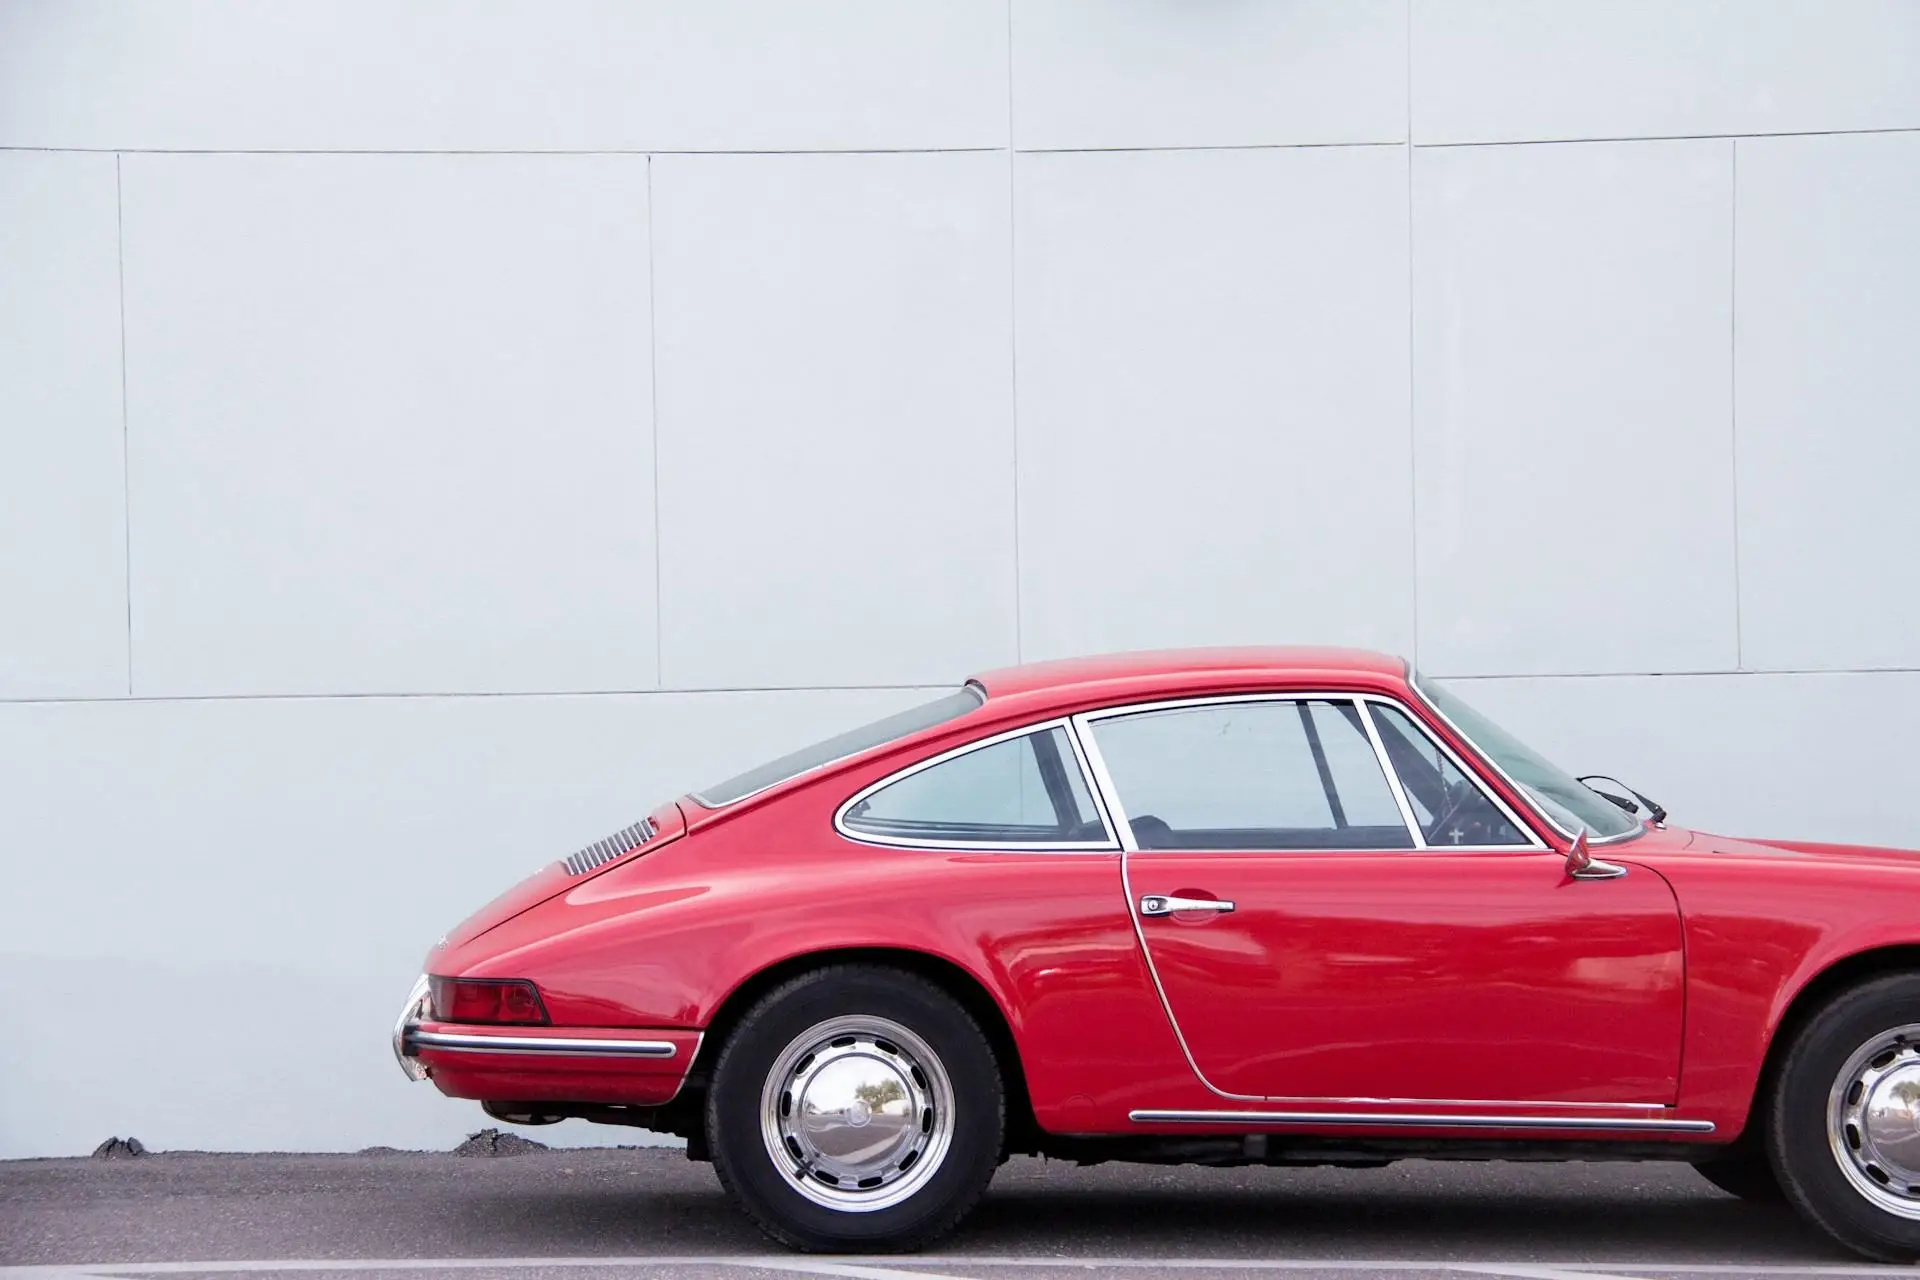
1566,827,1628,881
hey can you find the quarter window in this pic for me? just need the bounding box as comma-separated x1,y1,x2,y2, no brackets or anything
1366,703,1530,847
840,725,1107,846
1089,700,1414,851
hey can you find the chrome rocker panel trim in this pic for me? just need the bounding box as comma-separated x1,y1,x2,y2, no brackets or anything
1129,1108,1715,1134
406,1029,680,1059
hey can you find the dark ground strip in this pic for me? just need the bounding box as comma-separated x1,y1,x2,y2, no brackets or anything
0,1148,1856,1269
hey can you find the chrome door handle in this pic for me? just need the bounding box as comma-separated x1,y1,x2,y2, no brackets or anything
1140,894,1235,917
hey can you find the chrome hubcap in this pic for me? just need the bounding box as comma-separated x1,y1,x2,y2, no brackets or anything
758,1014,954,1212
1830,1024,1920,1217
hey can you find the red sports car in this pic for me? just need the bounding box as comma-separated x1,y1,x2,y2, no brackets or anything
394,647,1920,1259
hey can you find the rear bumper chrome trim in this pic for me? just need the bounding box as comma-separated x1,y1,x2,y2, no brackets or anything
1129,1109,1714,1134
407,1029,680,1059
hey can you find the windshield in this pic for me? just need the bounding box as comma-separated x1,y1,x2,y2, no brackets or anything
692,685,986,808
1412,674,1642,841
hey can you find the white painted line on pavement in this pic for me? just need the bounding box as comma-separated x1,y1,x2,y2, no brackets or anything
0,1258,1909,1278
915,1263,1907,1276
1450,1266,1654,1280
745,1261,978,1280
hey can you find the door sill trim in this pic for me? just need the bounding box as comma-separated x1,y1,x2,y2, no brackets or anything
1228,1095,1667,1110
1129,1108,1714,1134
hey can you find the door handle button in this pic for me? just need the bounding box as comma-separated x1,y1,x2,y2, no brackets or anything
1140,894,1235,917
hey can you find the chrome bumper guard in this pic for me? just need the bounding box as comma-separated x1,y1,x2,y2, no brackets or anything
392,974,432,1081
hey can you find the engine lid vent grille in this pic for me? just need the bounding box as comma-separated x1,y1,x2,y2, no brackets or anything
562,817,658,877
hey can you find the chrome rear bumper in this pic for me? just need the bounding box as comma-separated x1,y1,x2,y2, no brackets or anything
408,1029,679,1057
393,971,689,1080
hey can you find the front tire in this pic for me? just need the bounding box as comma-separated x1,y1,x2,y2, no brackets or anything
1770,973,1920,1261
706,965,1004,1251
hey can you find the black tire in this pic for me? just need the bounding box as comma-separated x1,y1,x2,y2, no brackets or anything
1694,1151,1784,1201
1768,973,1920,1261
705,965,1004,1252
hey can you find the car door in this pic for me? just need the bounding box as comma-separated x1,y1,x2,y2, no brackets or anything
1076,694,1685,1106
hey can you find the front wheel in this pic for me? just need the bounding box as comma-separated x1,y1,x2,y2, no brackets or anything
706,965,1004,1251
1770,973,1920,1260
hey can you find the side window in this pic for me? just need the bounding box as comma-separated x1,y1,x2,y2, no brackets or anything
1366,703,1530,847
841,725,1106,846
1088,700,1414,851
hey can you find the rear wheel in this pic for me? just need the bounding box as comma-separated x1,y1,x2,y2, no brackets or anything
706,965,1004,1251
1770,974,1920,1260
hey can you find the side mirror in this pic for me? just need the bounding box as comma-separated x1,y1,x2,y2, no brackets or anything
1565,828,1593,876
1565,827,1627,881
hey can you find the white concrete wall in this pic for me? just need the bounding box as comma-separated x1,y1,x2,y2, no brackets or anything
1,0,1917,1158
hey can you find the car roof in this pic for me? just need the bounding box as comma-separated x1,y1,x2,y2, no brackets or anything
679,647,1416,832
971,646,1409,703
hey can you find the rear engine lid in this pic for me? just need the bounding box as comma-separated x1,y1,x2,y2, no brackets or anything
431,801,685,958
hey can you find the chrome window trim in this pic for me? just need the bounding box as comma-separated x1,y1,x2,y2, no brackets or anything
1359,694,1546,850
1356,699,1426,849
1128,1109,1712,1134
1072,711,1137,853
1407,672,1641,848
1061,713,1121,840
1074,691,1548,854
831,716,1121,853
408,1029,680,1059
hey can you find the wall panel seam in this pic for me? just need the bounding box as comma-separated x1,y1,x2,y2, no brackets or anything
115,152,134,697
1005,0,1022,662
1019,141,1406,154
1415,124,1920,150
0,146,1012,157
0,685,955,709
1728,138,1744,672
9,670,1920,709
1404,0,1419,667
646,154,664,689
7,124,1918,159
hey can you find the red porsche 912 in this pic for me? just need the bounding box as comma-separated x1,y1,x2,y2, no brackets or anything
393,648,1920,1259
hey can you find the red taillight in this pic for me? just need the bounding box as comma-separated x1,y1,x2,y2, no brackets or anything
428,977,549,1025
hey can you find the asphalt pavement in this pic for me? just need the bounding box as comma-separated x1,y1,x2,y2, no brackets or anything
1,1146,1905,1280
